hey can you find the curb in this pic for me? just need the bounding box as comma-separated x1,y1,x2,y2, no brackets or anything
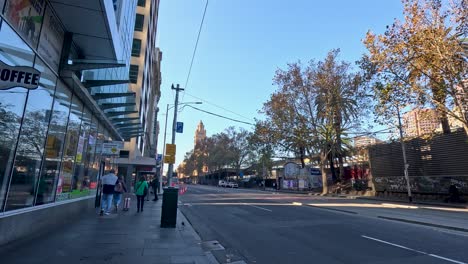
353,196,468,209
377,216,468,233
177,208,221,264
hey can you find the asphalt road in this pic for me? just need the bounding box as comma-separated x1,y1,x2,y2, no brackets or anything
179,185,468,264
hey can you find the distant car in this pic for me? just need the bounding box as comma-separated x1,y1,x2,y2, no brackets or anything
227,182,238,188
218,180,227,187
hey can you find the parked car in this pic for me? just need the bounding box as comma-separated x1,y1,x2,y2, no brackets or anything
227,182,238,188
218,180,227,187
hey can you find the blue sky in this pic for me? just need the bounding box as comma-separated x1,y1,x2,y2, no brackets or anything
156,0,404,168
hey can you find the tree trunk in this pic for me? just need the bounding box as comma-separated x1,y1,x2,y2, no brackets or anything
432,81,450,134
333,115,344,181
320,151,328,195
299,146,306,168
439,113,451,134
328,152,337,182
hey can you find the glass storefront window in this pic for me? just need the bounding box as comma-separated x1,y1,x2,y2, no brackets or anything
70,108,91,198
5,58,56,211
56,95,82,201
0,19,34,212
86,117,99,192
36,80,71,205
37,3,64,73
3,0,46,49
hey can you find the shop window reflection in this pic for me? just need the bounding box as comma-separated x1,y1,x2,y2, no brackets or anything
36,81,71,205
5,58,56,211
70,108,91,198
0,20,35,211
3,0,45,48
86,117,99,193
56,96,82,201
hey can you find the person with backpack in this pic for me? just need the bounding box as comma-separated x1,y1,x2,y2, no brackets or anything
113,176,127,212
135,175,149,213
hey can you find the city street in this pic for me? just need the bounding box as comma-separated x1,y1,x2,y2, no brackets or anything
179,185,468,264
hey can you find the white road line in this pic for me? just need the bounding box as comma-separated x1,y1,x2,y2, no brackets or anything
244,203,273,212
429,255,467,264
362,235,467,264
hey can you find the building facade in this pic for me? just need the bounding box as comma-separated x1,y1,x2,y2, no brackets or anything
115,0,162,182
0,0,159,245
403,108,442,137
353,136,382,148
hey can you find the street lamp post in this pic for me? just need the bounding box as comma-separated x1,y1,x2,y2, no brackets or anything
160,101,202,189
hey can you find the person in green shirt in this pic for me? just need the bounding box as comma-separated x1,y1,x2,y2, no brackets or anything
135,176,149,213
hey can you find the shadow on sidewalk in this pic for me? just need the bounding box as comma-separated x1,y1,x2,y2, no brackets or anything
0,195,217,264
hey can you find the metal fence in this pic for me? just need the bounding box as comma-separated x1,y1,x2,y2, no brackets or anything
368,130,468,194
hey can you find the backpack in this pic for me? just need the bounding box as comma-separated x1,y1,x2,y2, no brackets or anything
114,180,123,193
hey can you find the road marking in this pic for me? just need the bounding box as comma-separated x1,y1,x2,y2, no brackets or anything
244,203,273,212
362,235,467,264
292,202,302,206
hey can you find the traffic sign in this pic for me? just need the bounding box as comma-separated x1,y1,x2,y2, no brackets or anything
165,144,176,156
156,154,163,162
176,122,184,133
164,155,175,164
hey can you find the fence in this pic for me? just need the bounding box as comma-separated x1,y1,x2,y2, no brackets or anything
368,130,468,195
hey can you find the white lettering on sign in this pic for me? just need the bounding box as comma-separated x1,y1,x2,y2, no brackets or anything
0,60,41,90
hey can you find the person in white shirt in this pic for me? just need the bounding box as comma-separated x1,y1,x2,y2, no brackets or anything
100,169,118,215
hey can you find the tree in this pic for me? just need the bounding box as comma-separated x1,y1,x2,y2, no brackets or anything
363,0,468,135
311,49,365,181
225,127,252,177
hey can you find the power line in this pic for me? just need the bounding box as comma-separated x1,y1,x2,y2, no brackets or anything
183,0,209,96
185,105,255,126
184,91,256,122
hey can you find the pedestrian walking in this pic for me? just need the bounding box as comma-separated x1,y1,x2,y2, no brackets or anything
100,169,118,216
135,175,149,213
151,177,159,201
113,176,127,212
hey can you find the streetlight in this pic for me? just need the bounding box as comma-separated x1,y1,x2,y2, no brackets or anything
159,102,202,189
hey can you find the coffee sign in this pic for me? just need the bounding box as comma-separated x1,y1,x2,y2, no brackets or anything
0,60,41,90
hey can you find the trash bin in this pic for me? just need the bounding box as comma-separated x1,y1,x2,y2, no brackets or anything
160,187,179,228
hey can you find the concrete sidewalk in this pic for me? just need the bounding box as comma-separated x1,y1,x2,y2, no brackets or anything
0,195,219,264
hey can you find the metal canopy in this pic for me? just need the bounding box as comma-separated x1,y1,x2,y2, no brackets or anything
83,80,130,88
50,0,120,60
99,103,136,110
92,92,135,100
111,117,140,122
63,60,126,71
106,110,139,117
115,122,141,127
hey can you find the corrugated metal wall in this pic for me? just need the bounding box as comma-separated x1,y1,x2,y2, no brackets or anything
369,130,468,194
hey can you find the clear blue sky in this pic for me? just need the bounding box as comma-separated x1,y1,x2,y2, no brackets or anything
156,0,404,169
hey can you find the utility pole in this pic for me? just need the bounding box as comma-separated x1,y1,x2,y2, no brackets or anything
397,107,412,203
160,103,169,191
167,84,184,186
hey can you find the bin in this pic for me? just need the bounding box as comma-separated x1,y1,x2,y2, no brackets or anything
160,187,179,228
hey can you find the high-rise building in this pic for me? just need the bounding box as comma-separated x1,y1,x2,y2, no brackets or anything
115,0,162,181
403,108,441,137
0,0,160,246
354,136,382,148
